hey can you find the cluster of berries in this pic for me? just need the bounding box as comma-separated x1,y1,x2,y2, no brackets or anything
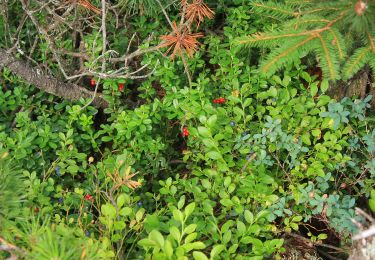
182,127,189,137
85,194,93,201
90,79,125,91
213,97,226,104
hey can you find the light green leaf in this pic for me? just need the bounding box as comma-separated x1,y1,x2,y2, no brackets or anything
206,151,222,160
173,209,184,223
119,207,132,217
178,196,186,209
149,230,164,248
244,210,254,224
185,202,196,219
169,226,181,242
116,194,128,208
320,79,329,93
220,198,233,208
164,240,173,257
193,251,208,260
101,204,116,218
184,224,197,234
369,199,375,212
138,238,156,247
207,115,217,128
210,244,225,258
185,233,198,244
198,127,211,137
310,83,318,97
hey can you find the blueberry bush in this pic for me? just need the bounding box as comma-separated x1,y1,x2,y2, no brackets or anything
0,0,374,259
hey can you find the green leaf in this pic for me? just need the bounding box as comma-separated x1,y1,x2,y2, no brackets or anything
144,215,160,232
210,244,225,258
149,230,164,248
240,236,253,244
311,129,321,138
169,226,181,242
320,79,329,93
244,210,254,224
136,208,145,222
317,233,328,240
269,86,278,97
178,196,186,209
164,240,173,257
207,115,217,128
198,127,211,137
301,133,311,145
117,194,128,208
290,223,299,231
101,204,116,218
202,138,217,148
193,251,208,260
114,221,126,231
310,83,318,97
184,224,197,234
182,242,206,252
119,207,132,216
173,209,184,223
256,210,270,220
138,238,156,247
236,221,246,236
185,233,198,244
220,198,233,208
369,199,375,212
206,151,222,160
185,202,196,219
292,216,303,222
222,230,232,244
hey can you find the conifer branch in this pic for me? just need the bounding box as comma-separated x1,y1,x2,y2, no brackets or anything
317,33,336,80
252,2,298,18
262,35,316,73
327,28,345,59
368,32,375,52
237,0,375,81
343,47,371,80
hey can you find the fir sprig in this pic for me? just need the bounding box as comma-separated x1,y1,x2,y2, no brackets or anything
237,0,375,81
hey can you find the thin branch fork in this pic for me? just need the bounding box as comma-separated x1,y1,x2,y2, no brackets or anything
0,48,108,108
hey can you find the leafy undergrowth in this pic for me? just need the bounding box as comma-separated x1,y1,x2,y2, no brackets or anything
1,66,374,259
0,1,375,259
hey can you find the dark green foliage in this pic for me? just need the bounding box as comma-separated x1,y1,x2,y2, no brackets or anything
237,0,375,81
0,1,374,259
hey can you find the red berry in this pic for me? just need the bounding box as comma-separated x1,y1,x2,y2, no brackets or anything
118,83,125,91
213,97,226,104
182,127,189,137
90,79,96,87
34,207,39,213
85,194,93,201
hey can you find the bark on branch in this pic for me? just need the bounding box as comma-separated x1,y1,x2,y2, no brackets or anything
0,48,108,108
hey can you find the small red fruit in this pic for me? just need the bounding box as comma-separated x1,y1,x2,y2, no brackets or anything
182,127,189,137
213,97,226,104
34,207,39,213
118,83,125,91
85,194,93,201
90,79,96,87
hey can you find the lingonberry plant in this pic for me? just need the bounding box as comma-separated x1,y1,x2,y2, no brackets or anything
0,0,374,259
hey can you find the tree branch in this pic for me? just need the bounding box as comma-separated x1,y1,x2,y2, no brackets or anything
0,48,108,108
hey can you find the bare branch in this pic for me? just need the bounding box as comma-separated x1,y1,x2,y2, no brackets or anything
0,48,108,108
